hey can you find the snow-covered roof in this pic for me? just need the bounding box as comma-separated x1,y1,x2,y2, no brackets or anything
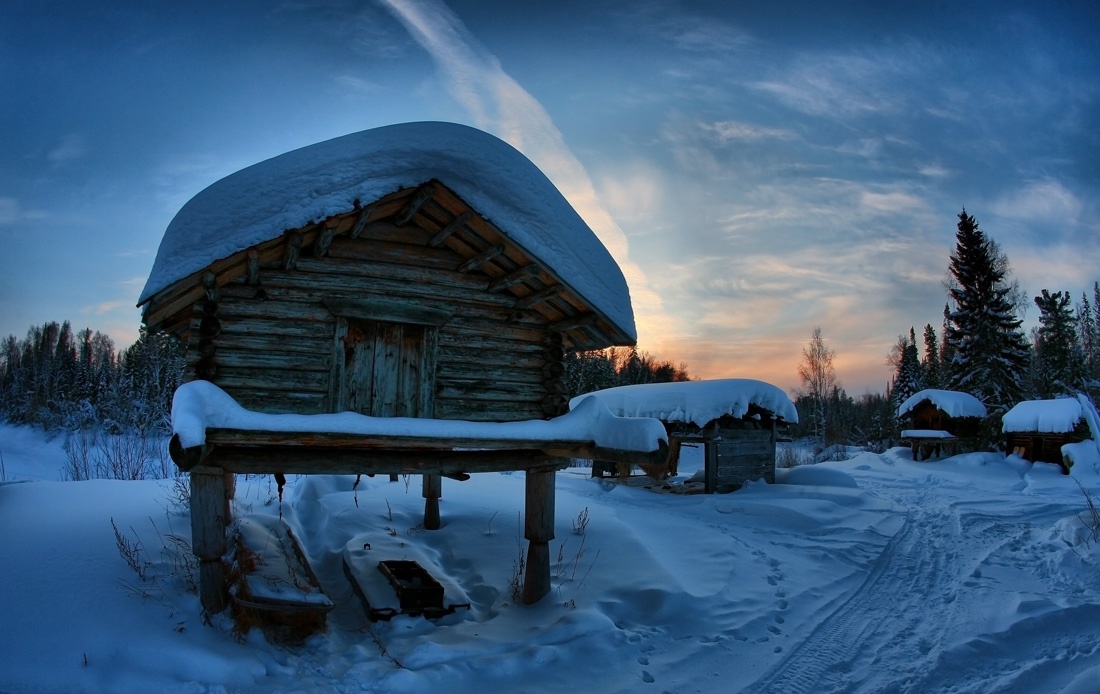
1002,399,1084,434
897,389,987,419
172,380,665,455
568,378,798,428
139,121,635,341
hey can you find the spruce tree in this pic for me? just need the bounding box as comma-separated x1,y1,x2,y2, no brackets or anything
921,323,941,389
890,330,923,414
1033,289,1079,397
944,210,1030,417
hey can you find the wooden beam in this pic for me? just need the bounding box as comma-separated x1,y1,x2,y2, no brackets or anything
313,226,334,257
428,211,471,248
349,204,373,239
247,249,261,285
191,465,229,613
283,233,303,270
202,272,220,302
488,265,542,293
394,185,435,226
514,286,563,310
322,297,453,327
197,447,569,476
422,473,442,530
522,467,556,605
456,244,505,273
548,313,600,333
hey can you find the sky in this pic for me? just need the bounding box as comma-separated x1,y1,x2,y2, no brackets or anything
2,0,1099,395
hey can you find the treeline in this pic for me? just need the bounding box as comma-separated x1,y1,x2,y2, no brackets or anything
0,321,184,479
882,210,1100,448
563,346,691,400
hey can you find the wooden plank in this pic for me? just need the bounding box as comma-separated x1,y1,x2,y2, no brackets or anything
206,317,335,340
205,447,569,476
429,211,472,248
394,184,435,226
213,366,329,393
323,297,453,327
283,232,303,270
233,391,329,415
456,244,505,273
328,235,461,269
370,323,402,416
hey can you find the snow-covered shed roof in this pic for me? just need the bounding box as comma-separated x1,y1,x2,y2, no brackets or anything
139,121,635,342
897,389,987,420
568,378,798,428
1002,399,1084,434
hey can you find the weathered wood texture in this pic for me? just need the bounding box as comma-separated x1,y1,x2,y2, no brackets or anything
522,467,557,604
177,232,577,421
191,465,230,612
706,426,776,493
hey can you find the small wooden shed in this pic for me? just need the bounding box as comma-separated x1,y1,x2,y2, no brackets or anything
896,389,987,460
1003,398,1092,470
138,122,666,612
572,379,798,493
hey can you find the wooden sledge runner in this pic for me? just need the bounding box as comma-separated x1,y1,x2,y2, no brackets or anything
230,515,333,638
343,535,471,622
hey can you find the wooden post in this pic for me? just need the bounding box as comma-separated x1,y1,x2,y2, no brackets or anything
423,473,442,530
704,437,718,494
191,465,230,613
522,467,556,605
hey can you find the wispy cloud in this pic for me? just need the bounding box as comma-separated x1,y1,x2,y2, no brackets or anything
993,179,1082,222
0,197,20,225
702,120,794,142
47,133,88,165
376,0,673,348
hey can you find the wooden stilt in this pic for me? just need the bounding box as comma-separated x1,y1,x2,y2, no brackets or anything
522,467,556,605
423,473,442,530
191,465,230,613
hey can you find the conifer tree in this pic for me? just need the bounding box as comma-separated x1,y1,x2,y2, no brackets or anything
944,210,1030,416
1032,289,1079,397
890,329,923,413
921,323,941,389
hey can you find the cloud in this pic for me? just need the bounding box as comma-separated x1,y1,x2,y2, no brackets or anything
0,197,19,225
993,179,1082,222
47,134,88,165
748,45,931,119
702,120,795,142
376,0,674,349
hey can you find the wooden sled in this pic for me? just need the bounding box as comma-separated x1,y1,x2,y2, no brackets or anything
230,515,333,639
343,534,471,622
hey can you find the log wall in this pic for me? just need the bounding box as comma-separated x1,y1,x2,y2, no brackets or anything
183,232,559,421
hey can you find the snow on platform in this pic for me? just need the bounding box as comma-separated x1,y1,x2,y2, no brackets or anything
569,378,797,428
172,380,666,455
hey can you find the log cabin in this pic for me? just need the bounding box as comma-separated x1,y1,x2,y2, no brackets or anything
896,389,986,460
138,122,667,613
572,379,797,493
1002,398,1092,471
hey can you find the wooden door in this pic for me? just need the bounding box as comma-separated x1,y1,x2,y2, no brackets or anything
330,318,437,418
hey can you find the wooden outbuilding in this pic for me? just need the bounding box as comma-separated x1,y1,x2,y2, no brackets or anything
1002,398,1093,471
572,379,798,493
138,122,666,613
896,389,987,460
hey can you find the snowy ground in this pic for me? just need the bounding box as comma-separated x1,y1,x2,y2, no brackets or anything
2,423,1100,693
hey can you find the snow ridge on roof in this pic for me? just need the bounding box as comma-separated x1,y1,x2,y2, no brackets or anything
569,378,798,427
897,389,987,419
1002,398,1084,434
139,121,635,340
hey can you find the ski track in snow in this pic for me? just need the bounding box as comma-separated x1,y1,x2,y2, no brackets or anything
745,458,1100,694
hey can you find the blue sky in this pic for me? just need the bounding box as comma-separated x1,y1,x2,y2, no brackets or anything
3,0,1098,394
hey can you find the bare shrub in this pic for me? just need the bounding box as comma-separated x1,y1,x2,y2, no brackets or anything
63,427,98,481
